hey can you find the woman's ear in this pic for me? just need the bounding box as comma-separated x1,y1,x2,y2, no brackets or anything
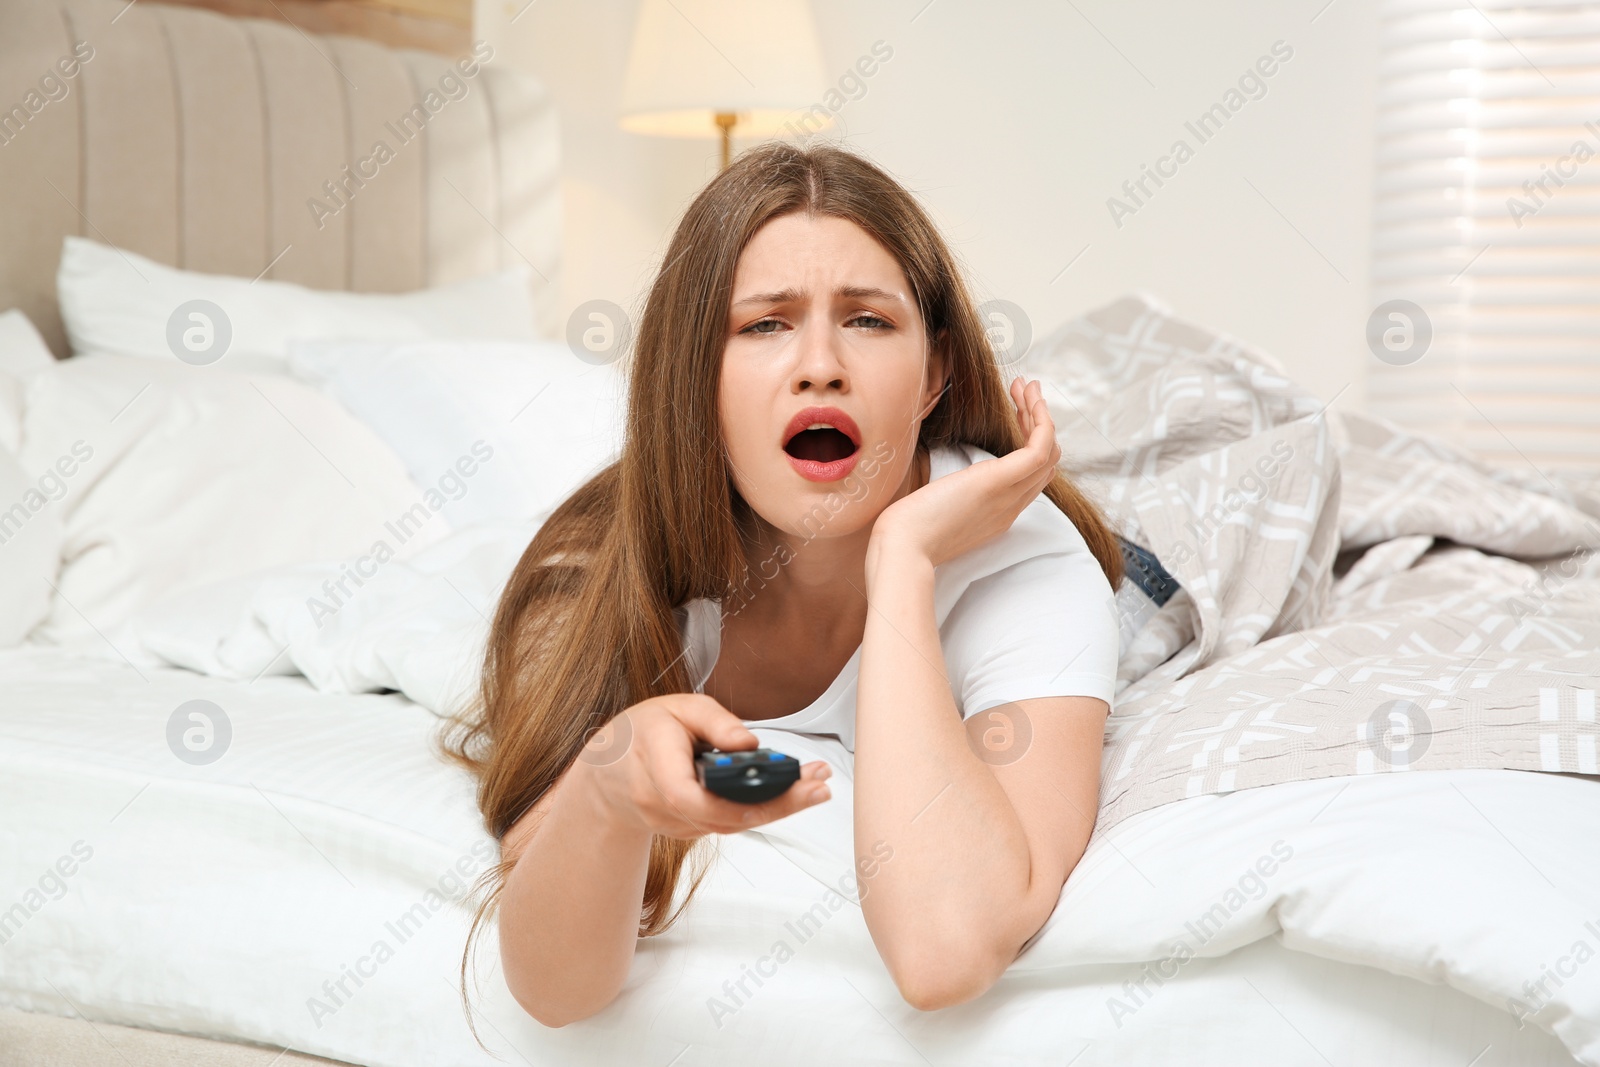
919,333,950,420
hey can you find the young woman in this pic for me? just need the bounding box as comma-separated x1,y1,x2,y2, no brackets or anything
445,143,1124,1027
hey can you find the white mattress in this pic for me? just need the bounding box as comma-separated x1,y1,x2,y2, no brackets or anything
0,646,1588,1066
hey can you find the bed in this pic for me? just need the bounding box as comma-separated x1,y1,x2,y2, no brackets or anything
2,2,1599,1066
2,641,1593,1067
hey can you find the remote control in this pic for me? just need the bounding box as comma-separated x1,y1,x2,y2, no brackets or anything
695,748,801,804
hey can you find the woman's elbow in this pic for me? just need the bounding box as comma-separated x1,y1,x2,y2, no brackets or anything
895,975,991,1013
885,944,1009,1012
504,970,617,1029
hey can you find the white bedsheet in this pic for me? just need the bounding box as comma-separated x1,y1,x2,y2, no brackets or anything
0,646,1592,1066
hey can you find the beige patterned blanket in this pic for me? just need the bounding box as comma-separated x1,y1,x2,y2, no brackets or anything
1028,295,1600,834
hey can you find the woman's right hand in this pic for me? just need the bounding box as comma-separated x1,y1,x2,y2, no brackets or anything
573,693,833,840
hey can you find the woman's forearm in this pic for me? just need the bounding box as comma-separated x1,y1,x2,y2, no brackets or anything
498,762,654,1027
853,539,1038,1009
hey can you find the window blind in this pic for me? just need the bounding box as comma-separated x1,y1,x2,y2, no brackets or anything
1371,0,1600,477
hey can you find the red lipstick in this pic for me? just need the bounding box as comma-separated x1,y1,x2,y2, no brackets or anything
780,406,862,483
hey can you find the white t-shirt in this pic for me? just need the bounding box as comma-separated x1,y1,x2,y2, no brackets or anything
673,442,1120,752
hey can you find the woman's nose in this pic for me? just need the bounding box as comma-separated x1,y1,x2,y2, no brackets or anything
792,319,848,391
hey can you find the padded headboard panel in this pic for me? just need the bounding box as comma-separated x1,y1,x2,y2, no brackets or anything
0,0,559,358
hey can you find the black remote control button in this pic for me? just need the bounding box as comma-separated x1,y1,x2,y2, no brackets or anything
695,748,801,804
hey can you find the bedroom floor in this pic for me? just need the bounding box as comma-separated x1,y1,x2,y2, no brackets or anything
0,1009,351,1067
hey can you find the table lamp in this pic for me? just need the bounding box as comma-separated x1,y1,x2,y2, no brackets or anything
619,0,831,169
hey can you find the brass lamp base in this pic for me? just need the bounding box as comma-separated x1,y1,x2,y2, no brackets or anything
714,111,737,170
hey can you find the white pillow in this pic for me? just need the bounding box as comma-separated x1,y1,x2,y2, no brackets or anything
0,309,57,454
0,308,56,378
56,235,537,371
0,373,23,460
19,355,450,648
289,339,626,528
0,442,63,646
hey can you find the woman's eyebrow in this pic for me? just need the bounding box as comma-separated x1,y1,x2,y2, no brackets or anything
730,285,907,309
838,285,907,304
731,287,803,309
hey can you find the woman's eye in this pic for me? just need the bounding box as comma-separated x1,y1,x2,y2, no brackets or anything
742,318,785,335
849,314,891,329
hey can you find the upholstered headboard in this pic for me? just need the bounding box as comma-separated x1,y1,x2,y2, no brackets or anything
0,0,559,358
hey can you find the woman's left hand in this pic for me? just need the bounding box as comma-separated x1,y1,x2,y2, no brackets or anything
870,376,1060,571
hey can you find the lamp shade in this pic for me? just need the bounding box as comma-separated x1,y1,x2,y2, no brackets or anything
619,0,831,138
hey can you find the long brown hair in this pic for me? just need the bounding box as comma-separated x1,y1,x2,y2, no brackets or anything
442,141,1123,997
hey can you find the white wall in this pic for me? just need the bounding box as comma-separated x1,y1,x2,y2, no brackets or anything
476,0,1380,409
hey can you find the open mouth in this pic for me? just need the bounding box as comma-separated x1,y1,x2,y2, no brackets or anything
780,406,863,483
783,427,858,463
